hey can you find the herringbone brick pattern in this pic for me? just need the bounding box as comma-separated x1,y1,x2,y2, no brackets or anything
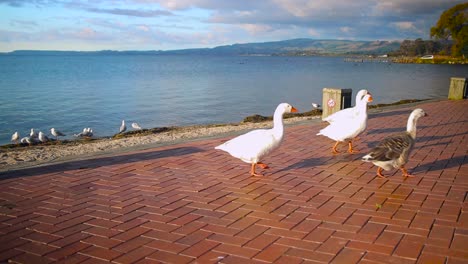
0,99,467,263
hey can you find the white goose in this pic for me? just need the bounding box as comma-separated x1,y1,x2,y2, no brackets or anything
317,89,373,153
362,108,427,178
215,103,298,176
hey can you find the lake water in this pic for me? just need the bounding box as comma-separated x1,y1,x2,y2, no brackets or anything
0,54,466,146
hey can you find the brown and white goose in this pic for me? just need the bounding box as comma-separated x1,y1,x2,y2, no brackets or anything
362,108,427,178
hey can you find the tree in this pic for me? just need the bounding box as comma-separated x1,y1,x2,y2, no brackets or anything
430,3,468,57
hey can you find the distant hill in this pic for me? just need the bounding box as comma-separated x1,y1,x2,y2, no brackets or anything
210,39,401,55
3,38,401,56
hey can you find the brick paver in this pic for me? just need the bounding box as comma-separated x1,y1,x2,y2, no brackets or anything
1,99,467,263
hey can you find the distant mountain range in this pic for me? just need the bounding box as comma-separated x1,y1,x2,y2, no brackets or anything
3,38,401,56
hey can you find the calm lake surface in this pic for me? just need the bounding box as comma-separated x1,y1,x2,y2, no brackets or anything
0,54,466,145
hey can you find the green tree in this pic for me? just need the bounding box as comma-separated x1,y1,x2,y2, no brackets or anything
430,3,468,57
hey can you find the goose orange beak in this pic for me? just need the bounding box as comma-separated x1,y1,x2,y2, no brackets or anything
291,107,298,113
368,95,373,102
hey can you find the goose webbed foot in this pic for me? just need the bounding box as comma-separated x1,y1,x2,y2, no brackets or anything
257,162,269,169
376,167,387,179
400,167,414,178
332,142,341,154
250,163,266,177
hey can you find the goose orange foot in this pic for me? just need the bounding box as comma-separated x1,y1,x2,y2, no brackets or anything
257,162,269,169
400,167,415,178
250,163,264,177
376,167,387,178
332,142,341,154
347,141,358,153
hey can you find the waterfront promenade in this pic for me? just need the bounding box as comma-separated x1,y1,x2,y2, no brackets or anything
0,99,467,263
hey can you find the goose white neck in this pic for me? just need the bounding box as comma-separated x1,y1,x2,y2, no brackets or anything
355,97,370,115
272,107,286,137
407,113,419,138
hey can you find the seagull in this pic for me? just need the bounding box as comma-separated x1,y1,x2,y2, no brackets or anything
51,128,66,140
312,103,321,109
20,136,38,145
74,127,93,138
120,120,126,133
11,131,19,144
84,128,93,137
20,137,32,145
30,128,38,139
131,122,142,130
38,131,49,143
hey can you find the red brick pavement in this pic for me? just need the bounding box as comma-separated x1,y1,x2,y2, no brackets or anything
0,99,467,263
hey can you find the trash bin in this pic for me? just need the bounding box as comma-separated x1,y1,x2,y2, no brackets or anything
322,88,352,120
448,77,467,100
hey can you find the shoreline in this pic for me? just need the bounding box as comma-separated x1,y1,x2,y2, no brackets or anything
0,115,322,172
0,99,433,173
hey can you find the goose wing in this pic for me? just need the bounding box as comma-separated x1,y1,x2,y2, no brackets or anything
215,129,278,162
366,133,413,161
323,107,356,123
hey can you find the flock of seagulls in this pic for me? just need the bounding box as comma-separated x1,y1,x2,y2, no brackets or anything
215,89,427,179
118,120,142,134
11,127,71,145
10,119,143,146
73,128,94,138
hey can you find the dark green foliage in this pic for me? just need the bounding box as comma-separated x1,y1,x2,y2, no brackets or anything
430,3,468,57
392,39,451,56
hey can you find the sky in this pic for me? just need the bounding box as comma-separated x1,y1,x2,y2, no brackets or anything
0,0,465,52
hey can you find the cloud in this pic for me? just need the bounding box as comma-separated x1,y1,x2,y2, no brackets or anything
240,24,273,35
392,21,417,31
136,25,150,32
9,19,38,28
1,0,467,51
0,0,56,7
307,28,320,38
84,7,174,18
372,0,465,16
133,0,266,12
74,27,98,39
340,26,353,34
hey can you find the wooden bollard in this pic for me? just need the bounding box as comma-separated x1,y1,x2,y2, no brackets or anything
321,88,352,120
448,77,467,100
